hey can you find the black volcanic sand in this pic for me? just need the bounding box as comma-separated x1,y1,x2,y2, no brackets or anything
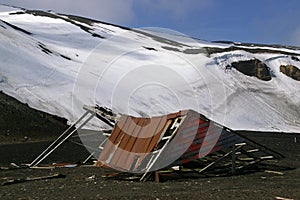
0,92,299,199
0,91,68,144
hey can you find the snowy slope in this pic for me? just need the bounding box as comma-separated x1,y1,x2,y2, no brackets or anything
0,5,299,133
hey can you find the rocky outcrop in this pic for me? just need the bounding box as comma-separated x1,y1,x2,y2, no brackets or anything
227,59,271,81
291,56,300,62
280,65,300,81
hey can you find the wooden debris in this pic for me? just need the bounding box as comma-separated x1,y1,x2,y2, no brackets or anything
264,170,284,175
10,163,19,168
2,173,66,186
51,163,79,168
30,166,56,170
275,197,294,200
0,167,9,170
155,171,160,183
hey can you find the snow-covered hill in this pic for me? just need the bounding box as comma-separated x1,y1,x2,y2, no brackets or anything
0,5,299,133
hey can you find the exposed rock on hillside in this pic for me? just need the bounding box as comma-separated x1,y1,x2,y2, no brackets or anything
280,65,300,81
227,59,271,81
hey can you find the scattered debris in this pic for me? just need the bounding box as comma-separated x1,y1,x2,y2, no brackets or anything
275,197,294,200
86,175,96,181
0,166,9,170
2,173,66,186
10,163,19,168
101,172,120,178
264,170,284,175
30,166,55,170
22,136,30,142
51,163,79,168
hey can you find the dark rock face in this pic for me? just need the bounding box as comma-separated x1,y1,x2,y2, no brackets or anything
280,65,300,81
291,56,300,62
0,19,32,35
227,59,272,81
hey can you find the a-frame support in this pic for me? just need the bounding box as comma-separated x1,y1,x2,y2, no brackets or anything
29,105,115,167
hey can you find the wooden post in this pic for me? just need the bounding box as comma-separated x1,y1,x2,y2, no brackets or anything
155,171,160,183
232,144,236,174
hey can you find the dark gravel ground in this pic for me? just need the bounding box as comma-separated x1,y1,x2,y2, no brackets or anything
0,132,299,200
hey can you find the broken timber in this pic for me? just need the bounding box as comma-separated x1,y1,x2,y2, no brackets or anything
2,173,66,186
29,105,283,182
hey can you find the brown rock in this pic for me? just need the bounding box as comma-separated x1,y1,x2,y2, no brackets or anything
280,65,300,81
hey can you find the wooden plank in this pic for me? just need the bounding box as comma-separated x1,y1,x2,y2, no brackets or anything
113,118,140,169
108,115,128,144
125,118,149,152
2,174,66,186
127,117,165,171
98,116,130,163
109,117,137,167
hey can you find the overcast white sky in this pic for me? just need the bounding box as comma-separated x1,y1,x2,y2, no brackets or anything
1,0,300,46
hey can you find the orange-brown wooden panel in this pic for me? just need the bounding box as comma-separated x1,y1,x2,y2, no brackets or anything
98,140,116,162
98,110,187,171
114,118,163,170
109,115,128,144
131,117,163,153
110,119,138,166
97,115,129,163
123,118,147,152
115,151,137,171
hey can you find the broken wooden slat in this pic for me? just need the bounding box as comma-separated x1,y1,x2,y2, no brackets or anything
2,173,66,186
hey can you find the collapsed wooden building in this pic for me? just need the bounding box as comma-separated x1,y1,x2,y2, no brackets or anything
30,105,283,181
